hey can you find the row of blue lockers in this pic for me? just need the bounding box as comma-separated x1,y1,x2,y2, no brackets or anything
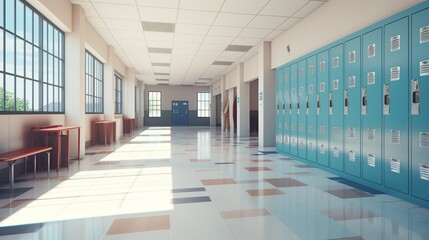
275,2,429,207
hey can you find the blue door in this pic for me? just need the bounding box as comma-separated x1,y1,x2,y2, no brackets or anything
384,17,409,193
172,101,188,126
276,68,284,152
317,50,329,167
329,44,344,171
344,37,362,177
283,66,291,153
297,60,307,159
411,8,429,201
362,28,383,185
290,63,298,156
307,55,317,162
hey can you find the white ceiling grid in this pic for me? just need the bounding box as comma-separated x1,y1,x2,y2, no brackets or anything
70,0,328,85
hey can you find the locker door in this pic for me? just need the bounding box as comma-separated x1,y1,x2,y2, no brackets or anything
329,44,344,171
317,50,329,166
384,17,409,193
362,28,383,185
290,63,298,156
298,60,307,159
307,55,318,162
283,67,291,153
276,68,284,152
344,37,362,177
411,8,429,201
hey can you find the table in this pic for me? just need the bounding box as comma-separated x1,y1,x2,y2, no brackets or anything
31,126,81,172
123,117,135,135
92,120,116,146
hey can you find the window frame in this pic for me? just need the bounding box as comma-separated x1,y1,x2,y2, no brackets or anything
0,0,65,114
197,92,210,118
148,91,161,118
85,50,104,114
114,74,122,114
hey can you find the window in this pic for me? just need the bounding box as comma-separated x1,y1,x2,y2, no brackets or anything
114,74,122,114
1,0,65,113
148,91,161,117
85,51,103,113
197,92,210,117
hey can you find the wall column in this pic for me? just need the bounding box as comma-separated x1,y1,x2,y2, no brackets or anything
124,67,136,119
65,5,85,158
104,46,115,121
220,75,227,131
210,86,216,126
237,63,249,137
228,88,235,133
258,41,276,147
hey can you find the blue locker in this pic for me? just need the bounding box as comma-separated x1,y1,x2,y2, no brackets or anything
298,60,307,159
307,55,317,162
362,28,383,184
329,44,344,171
384,17,409,193
276,68,284,152
290,63,298,156
317,50,330,167
411,8,429,201
283,67,291,153
344,37,362,177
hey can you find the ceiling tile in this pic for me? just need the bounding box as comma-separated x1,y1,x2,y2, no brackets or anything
239,28,271,38
136,0,179,8
231,37,262,46
104,19,142,31
145,32,174,42
139,7,178,23
175,24,210,35
214,13,255,27
265,29,284,40
77,2,99,17
177,10,217,25
180,0,224,11
153,66,170,73
216,51,244,62
204,36,234,44
110,29,145,40
146,40,173,48
277,17,302,30
174,34,205,44
260,0,308,17
92,3,140,20
91,0,135,4
293,1,325,18
247,15,287,29
220,0,270,14
87,17,107,29
207,26,243,37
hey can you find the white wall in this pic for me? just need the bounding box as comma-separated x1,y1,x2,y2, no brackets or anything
271,0,423,68
244,54,258,82
211,79,222,96
225,68,238,90
27,0,72,32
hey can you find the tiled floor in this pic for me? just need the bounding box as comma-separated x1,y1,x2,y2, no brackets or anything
0,126,428,240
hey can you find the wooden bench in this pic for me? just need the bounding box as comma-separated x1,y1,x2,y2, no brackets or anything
0,147,52,190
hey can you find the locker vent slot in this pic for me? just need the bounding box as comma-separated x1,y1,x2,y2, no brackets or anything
368,72,375,85
333,126,339,137
333,56,339,68
349,151,355,162
367,129,375,141
390,130,400,145
419,164,429,181
390,159,400,174
309,142,314,151
349,76,356,88
420,60,429,76
390,66,400,81
291,123,296,131
333,79,339,90
309,84,314,94
349,51,356,64
320,144,326,155
320,125,326,135
308,124,314,133
310,65,315,75
320,82,325,92
349,127,356,139
419,132,429,148
420,26,429,44
299,123,305,132
320,61,326,72
390,35,400,52
299,87,304,96
367,154,376,168
368,44,376,58
332,147,339,158
300,139,305,149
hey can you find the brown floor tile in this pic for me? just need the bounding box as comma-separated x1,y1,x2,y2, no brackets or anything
251,160,273,163
284,172,317,176
321,207,377,221
325,189,373,199
0,199,32,209
107,215,170,235
201,178,236,185
244,167,272,172
264,178,307,188
247,189,284,197
221,209,271,219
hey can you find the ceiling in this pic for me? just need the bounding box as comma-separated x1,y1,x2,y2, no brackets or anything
70,0,329,86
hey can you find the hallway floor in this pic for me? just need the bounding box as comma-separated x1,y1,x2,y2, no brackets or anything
0,127,428,240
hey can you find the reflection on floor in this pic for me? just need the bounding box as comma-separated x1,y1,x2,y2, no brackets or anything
0,126,428,240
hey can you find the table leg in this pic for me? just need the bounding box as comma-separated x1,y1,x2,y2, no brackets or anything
92,122,95,145
24,157,27,175
66,130,70,168
56,131,61,172
9,161,15,191
77,128,81,161
113,122,116,143
104,124,107,146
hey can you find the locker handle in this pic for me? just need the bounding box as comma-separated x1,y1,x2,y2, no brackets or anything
413,90,420,104
362,96,368,106
289,97,292,114
329,92,333,115
282,103,285,110
317,96,320,109
344,90,349,107
384,94,390,106
306,97,309,109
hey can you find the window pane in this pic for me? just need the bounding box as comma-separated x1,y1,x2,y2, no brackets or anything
0,0,4,27
33,47,39,80
33,14,39,46
0,29,3,72
16,77,24,111
33,81,39,111
25,42,32,78
25,6,32,42
42,20,47,51
16,38,24,76
42,52,47,82
5,74,15,111
25,79,32,111
16,0,24,38
53,29,58,57
0,74,4,111
5,32,15,74
5,0,15,32
48,54,53,84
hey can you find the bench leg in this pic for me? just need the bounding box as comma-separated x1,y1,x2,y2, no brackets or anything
47,152,50,177
33,155,37,179
9,161,15,191
24,157,27,175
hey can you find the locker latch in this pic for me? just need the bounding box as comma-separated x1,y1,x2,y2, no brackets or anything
329,91,333,115
411,79,420,115
289,97,292,115
282,102,285,115
362,87,367,115
297,96,300,115
306,95,310,115
344,89,349,115
316,94,320,115
383,84,390,115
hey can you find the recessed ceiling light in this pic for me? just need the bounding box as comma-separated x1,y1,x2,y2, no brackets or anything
154,73,170,76
148,48,172,54
212,61,233,66
152,63,171,66
225,45,252,52
142,21,175,33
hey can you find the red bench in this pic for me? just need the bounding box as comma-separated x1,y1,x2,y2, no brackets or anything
0,147,52,190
